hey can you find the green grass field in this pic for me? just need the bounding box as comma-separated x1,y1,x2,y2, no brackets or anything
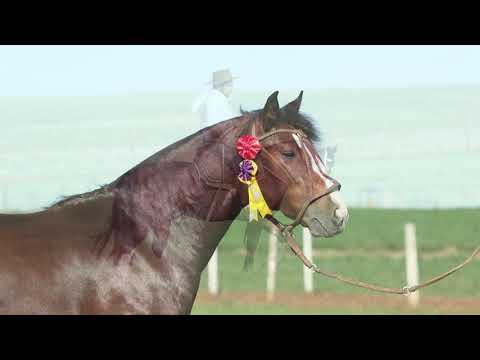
1,89,479,313
192,208,480,314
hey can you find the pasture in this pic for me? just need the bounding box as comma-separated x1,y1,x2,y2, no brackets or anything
1,87,479,313
1,86,480,212
192,208,480,314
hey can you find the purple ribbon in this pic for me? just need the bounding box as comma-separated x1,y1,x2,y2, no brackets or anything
238,160,255,182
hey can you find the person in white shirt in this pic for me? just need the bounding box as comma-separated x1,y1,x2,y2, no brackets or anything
192,69,241,295
192,69,238,130
194,70,272,274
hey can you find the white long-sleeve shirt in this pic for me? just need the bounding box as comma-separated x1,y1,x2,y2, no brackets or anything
192,88,236,129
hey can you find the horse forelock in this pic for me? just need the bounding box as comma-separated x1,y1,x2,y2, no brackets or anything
240,106,323,144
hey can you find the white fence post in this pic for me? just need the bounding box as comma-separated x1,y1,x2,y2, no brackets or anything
303,228,314,293
405,223,420,307
207,248,219,296
266,228,278,301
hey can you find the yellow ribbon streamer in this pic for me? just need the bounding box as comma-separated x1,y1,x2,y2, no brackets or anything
238,160,272,222
246,178,272,221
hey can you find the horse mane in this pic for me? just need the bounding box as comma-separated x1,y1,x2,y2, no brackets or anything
46,184,113,210
239,106,322,143
46,105,322,211
45,118,241,211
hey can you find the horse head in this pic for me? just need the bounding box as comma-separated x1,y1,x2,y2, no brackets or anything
239,91,349,238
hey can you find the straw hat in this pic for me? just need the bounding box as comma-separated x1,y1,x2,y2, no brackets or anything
207,69,238,88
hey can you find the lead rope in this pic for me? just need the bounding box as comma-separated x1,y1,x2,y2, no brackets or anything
251,126,480,295
265,215,480,295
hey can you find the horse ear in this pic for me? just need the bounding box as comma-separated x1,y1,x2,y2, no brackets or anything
284,90,303,113
261,91,280,124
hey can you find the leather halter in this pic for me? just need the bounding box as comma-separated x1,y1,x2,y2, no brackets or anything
252,126,480,296
201,121,480,296
255,127,342,234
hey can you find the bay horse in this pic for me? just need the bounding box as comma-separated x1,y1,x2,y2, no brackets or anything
0,91,348,314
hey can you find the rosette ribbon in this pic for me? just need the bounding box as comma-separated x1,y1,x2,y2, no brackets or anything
238,159,272,222
236,134,261,160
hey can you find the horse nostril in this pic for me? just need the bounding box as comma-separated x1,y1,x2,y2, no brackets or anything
332,208,348,227
332,215,343,227
335,208,348,220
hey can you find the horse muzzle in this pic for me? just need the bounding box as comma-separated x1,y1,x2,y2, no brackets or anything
302,193,349,237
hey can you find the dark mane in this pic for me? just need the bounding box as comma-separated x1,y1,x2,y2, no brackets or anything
46,126,215,210
240,106,322,143
46,184,113,210
46,105,322,211
45,118,239,211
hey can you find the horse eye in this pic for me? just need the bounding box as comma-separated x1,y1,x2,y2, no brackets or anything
282,151,295,158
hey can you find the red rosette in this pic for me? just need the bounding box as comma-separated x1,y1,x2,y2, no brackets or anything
236,135,261,160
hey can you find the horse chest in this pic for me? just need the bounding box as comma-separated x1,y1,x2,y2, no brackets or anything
69,256,187,314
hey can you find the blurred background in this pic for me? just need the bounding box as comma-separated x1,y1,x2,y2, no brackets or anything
1,45,479,314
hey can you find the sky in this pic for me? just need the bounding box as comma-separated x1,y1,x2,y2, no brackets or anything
1,45,479,211
1,45,480,96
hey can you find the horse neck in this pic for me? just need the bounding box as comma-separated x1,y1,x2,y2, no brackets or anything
165,117,251,268
106,116,251,273
189,115,252,219
144,117,253,310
